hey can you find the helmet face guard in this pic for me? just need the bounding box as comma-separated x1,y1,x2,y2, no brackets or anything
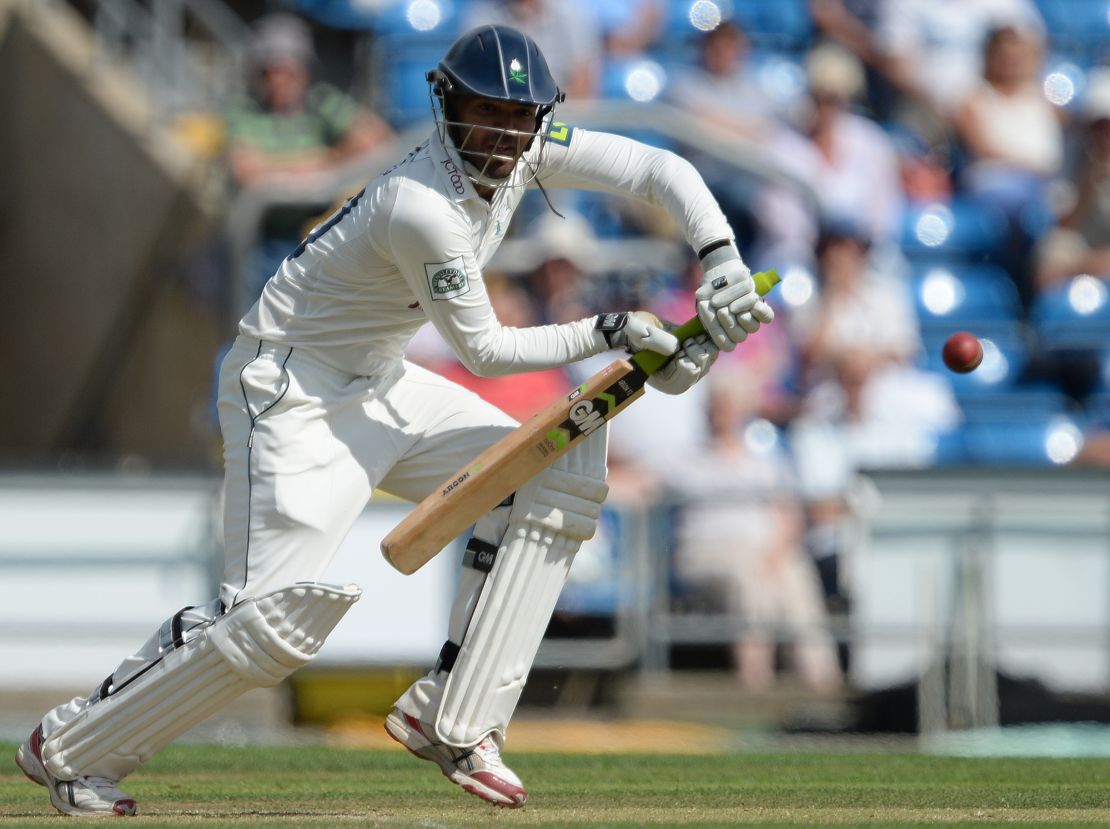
427,25,564,189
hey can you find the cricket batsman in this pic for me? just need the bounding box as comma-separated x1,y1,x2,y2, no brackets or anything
16,23,773,815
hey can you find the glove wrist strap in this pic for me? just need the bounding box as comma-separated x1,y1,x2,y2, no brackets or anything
594,312,628,348
699,240,741,271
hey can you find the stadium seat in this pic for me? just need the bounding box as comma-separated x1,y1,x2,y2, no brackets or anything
750,0,814,52
955,383,1071,423
371,31,457,129
920,323,1030,397
1030,275,1110,350
1085,390,1110,426
291,0,460,32
1035,0,1110,62
659,0,812,53
910,263,1024,329
960,413,1086,466
599,56,671,102
931,427,970,466
555,509,624,616
900,198,1009,260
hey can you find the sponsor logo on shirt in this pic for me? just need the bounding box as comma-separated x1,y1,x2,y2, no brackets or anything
441,159,466,195
546,121,574,146
425,257,470,300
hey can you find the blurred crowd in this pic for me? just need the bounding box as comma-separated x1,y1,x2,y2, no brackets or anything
192,0,1110,690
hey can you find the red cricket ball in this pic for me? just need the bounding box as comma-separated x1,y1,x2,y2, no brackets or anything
942,331,984,373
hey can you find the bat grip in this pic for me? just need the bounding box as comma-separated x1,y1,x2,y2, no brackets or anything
632,269,780,375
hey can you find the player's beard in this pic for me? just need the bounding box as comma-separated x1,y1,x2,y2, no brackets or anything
454,125,528,181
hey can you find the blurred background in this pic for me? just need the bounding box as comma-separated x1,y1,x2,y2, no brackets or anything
3,0,1110,755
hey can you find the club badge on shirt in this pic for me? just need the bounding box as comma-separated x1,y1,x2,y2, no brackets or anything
425,257,469,300
546,121,574,146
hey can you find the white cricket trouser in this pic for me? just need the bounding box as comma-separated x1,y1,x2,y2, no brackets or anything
218,336,517,607
37,337,515,776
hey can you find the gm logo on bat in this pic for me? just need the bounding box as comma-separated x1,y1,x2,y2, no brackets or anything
569,399,605,435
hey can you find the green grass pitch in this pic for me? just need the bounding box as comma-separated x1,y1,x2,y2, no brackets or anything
2,743,1108,827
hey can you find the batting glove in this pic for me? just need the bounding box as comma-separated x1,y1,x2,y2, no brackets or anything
647,332,719,395
694,243,774,351
595,311,680,356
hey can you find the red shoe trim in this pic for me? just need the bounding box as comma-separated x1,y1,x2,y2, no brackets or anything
30,726,44,763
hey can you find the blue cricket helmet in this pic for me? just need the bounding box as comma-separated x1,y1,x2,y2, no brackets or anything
428,24,563,112
427,25,565,186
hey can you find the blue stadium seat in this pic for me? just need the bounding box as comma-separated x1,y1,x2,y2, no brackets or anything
372,31,457,129
960,413,1086,466
956,383,1071,422
920,323,1030,397
931,406,1086,466
1035,0,1110,62
599,56,671,102
1085,390,1110,426
292,0,461,31
910,263,1024,329
750,0,814,52
900,198,1009,260
1099,348,1110,393
661,1,722,38
1030,275,1110,349
932,427,970,466
659,0,813,52
555,509,625,617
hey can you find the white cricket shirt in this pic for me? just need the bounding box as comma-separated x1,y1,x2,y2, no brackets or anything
239,119,734,377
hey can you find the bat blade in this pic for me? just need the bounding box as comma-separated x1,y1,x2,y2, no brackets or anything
381,358,648,574
381,269,780,575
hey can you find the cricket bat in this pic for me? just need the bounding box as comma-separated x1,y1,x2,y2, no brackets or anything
381,269,780,574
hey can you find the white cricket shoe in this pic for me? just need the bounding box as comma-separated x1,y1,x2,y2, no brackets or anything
15,725,138,817
384,709,527,807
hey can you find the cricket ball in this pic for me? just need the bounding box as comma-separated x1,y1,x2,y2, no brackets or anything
942,331,983,373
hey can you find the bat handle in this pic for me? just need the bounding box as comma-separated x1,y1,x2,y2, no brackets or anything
632,269,780,375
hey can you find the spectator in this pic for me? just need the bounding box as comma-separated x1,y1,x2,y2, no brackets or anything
787,217,956,609
790,347,959,609
1035,65,1110,291
595,0,666,57
952,25,1064,308
672,367,844,693
757,43,905,269
461,1,604,226
810,0,884,71
653,251,800,425
809,0,899,117
224,13,394,301
462,0,603,99
664,19,790,261
788,218,920,386
665,19,782,143
873,0,1044,132
519,210,601,325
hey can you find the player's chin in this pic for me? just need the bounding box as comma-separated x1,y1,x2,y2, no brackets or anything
485,159,518,179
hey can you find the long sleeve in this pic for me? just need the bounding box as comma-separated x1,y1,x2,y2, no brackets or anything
536,126,735,253
386,179,604,377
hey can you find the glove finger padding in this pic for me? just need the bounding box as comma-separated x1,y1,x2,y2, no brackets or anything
648,333,719,395
750,298,775,323
730,300,775,336
714,305,748,345
696,244,757,351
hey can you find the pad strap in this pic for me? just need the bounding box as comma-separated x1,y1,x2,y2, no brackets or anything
434,429,609,746
42,582,359,780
